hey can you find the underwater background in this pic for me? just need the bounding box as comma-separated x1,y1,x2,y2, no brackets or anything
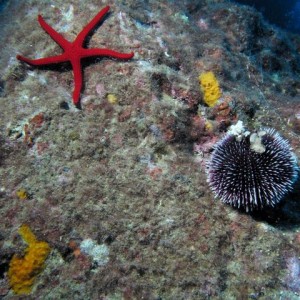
235,0,300,33
0,0,300,299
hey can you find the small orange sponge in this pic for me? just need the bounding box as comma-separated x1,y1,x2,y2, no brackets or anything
199,71,221,107
8,224,50,295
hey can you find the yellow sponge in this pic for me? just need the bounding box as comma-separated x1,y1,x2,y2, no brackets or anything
8,224,50,295
199,71,221,107
16,189,28,200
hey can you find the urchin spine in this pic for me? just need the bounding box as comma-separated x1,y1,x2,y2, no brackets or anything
207,127,299,212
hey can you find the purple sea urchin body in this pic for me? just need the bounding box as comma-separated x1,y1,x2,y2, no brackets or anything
207,128,299,212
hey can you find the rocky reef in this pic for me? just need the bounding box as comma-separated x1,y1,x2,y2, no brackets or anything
0,0,300,299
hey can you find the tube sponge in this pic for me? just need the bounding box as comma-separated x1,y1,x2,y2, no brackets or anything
199,71,221,107
8,224,50,295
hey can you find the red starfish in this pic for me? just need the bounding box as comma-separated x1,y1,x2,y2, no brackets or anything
17,5,134,106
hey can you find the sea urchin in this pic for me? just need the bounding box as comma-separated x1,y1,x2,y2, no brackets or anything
207,128,299,212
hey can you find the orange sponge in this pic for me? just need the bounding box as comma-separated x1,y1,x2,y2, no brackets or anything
8,224,50,295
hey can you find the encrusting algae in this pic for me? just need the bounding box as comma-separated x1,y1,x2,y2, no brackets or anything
8,224,50,295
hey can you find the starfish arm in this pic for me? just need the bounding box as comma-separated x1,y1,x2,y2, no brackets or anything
38,15,71,50
81,48,134,59
17,53,69,66
70,59,83,105
74,5,110,46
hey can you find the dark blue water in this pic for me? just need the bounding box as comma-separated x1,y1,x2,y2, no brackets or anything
234,0,300,33
0,0,8,12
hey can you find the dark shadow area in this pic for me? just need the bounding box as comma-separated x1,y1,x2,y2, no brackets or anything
0,0,9,13
233,0,300,33
82,10,111,48
0,134,11,167
249,176,300,228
